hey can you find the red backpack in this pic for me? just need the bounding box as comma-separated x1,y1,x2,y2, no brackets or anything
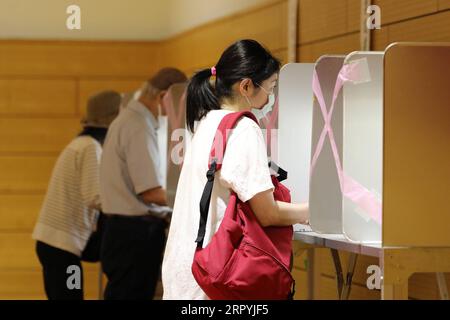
191,111,295,300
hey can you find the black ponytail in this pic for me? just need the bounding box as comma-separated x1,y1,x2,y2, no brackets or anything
186,68,220,132
186,39,281,132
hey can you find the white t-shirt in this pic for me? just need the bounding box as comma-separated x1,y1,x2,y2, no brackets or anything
162,109,274,300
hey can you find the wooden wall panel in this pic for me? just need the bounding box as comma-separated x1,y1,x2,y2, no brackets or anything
0,234,98,271
0,268,100,300
0,233,41,270
409,273,450,300
316,275,380,300
0,118,80,154
372,26,390,51
291,268,309,300
0,79,77,116
0,195,43,231
293,249,308,271
320,251,378,286
347,0,362,32
372,5,450,52
0,156,56,193
298,0,348,44
438,0,450,10
161,0,288,73
373,0,438,25
0,41,162,78
272,49,289,66
78,79,144,115
298,33,360,62
387,10,450,43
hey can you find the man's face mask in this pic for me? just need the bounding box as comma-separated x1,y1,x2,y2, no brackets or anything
158,91,168,119
158,104,164,122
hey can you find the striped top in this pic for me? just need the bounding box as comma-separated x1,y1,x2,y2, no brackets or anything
32,136,102,257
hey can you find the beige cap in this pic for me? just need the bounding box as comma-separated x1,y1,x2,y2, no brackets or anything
81,90,121,128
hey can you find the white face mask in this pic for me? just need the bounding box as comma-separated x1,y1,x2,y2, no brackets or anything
157,104,168,132
157,103,162,118
247,92,276,120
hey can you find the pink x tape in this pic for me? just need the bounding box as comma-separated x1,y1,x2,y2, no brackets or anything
310,59,382,225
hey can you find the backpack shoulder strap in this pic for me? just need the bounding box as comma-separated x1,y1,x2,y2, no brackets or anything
208,111,258,170
195,111,258,248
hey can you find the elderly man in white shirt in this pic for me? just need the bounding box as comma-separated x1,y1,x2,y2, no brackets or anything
99,68,187,300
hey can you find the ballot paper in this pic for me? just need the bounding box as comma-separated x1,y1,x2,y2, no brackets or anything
147,203,173,220
294,223,312,233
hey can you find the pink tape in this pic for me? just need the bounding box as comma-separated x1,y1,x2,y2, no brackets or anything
310,61,382,224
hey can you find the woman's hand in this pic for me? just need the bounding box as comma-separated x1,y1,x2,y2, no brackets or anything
248,189,309,227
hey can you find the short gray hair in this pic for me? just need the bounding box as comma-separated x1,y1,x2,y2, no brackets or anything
141,67,187,98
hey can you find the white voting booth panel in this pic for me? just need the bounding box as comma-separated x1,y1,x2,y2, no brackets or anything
157,116,168,190
162,83,187,208
342,52,383,244
309,55,345,234
278,63,314,204
278,63,314,233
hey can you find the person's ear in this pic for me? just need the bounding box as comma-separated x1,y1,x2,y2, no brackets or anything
239,78,254,97
154,90,166,103
158,90,168,116
159,90,167,100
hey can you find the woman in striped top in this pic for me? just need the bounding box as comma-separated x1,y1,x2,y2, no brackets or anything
32,91,121,300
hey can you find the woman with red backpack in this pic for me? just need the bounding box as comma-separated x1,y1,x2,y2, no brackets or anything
162,39,309,300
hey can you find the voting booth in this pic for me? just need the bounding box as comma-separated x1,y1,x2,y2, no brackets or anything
382,43,450,248
282,43,450,299
281,43,450,247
